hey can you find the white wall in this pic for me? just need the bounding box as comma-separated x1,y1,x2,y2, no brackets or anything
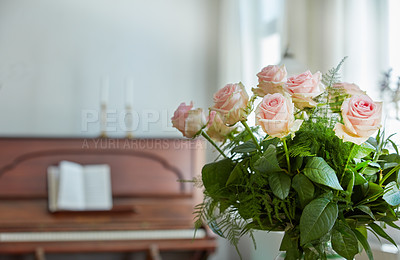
0,0,219,138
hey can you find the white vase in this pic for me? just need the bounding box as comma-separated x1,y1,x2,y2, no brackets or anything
274,243,346,260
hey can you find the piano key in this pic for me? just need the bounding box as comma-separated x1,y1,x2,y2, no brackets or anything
0,229,206,242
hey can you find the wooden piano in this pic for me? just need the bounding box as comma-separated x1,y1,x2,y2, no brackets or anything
0,137,216,259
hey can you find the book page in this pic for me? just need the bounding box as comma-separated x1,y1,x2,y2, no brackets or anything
82,164,112,210
47,166,60,212
57,161,86,210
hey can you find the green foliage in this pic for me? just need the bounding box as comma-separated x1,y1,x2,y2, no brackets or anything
287,121,353,174
253,144,282,173
299,197,338,245
231,140,258,153
303,157,343,190
331,221,359,260
195,119,400,259
383,182,400,206
292,174,315,208
268,172,291,200
368,222,397,248
191,59,400,260
201,158,235,199
322,56,348,87
353,228,374,260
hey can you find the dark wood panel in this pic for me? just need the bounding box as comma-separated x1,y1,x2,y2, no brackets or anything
0,138,205,198
0,198,196,231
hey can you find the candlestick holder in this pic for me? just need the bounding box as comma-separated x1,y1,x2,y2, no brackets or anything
125,105,134,139
100,102,107,138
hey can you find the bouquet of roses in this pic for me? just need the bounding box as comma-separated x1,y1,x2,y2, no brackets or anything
171,58,400,260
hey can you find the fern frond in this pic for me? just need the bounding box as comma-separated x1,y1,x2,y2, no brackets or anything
288,141,314,157
216,209,251,247
322,56,348,87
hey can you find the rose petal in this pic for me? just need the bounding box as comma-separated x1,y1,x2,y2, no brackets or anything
184,108,207,138
257,119,290,138
333,123,369,145
211,82,249,125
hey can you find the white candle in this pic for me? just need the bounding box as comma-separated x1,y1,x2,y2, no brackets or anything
101,76,109,105
125,77,134,107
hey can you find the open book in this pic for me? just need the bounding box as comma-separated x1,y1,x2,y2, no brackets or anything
47,161,113,212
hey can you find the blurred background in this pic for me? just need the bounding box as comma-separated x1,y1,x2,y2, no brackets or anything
0,0,399,259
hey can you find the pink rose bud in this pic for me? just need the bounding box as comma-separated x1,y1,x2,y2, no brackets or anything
206,111,235,142
211,82,249,125
252,65,287,96
332,82,366,96
255,93,303,138
334,95,382,145
171,102,207,138
286,70,324,109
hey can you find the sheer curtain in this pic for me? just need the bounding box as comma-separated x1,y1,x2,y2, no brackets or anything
217,0,284,91
284,0,389,97
219,0,390,97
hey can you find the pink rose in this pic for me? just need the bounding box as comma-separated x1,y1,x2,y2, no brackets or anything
171,102,207,138
334,95,382,145
206,111,235,142
252,65,287,96
332,82,366,96
211,82,249,125
255,93,303,138
286,70,324,109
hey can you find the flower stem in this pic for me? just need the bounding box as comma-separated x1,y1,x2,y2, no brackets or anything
241,120,261,152
338,143,356,193
379,164,400,186
201,131,227,158
282,138,291,174
343,143,356,176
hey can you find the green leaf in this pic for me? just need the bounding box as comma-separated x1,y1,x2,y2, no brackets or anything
291,156,304,172
279,232,299,253
268,172,291,200
254,145,281,173
384,162,399,170
303,157,343,190
300,198,338,245
380,154,400,164
208,219,225,238
331,222,359,260
226,163,244,186
355,205,375,220
363,166,380,176
279,232,293,251
367,182,383,196
353,142,375,159
345,170,355,202
369,162,381,168
383,181,400,206
388,139,399,154
292,174,314,208
231,141,257,153
368,223,398,248
355,161,369,171
353,228,374,260
358,183,384,204
202,158,235,196
385,221,400,231
354,172,367,185
278,233,302,260
285,248,302,260
304,248,319,260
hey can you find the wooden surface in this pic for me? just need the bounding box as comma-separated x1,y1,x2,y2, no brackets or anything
0,137,215,257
